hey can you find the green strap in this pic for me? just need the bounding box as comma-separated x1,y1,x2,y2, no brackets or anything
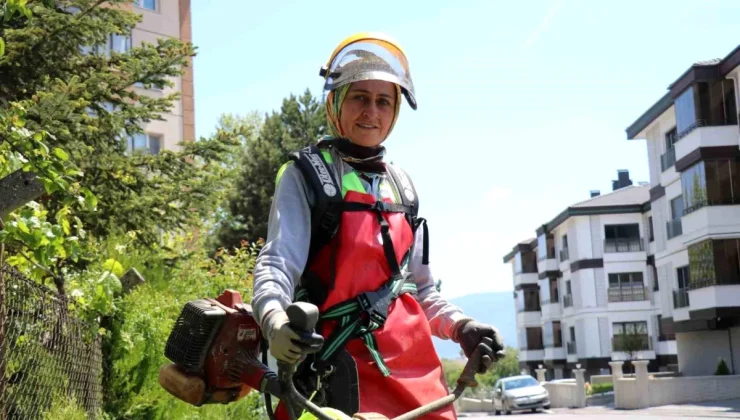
295,277,416,377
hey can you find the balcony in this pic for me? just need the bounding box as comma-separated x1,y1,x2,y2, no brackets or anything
674,125,738,164
604,238,644,253
513,272,539,289
666,218,683,240
673,289,690,308
559,248,569,262
612,334,652,352
544,344,566,361
660,148,676,172
518,348,545,362
608,286,648,303
563,294,573,308
682,205,740,247
517,305,541,313
566,341,577,355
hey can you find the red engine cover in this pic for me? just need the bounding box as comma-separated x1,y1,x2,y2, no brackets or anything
203,290,270,396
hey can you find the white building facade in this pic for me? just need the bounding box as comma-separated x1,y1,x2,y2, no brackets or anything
626,45,740,376
504,173,678,380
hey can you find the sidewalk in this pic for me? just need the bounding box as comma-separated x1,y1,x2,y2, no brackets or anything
556,399,740,418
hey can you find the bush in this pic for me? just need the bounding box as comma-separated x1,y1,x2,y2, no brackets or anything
102,230,265,419
587,383,613,395
716,358,731,375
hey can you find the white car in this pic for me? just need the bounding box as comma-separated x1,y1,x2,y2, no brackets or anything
492,375,550,415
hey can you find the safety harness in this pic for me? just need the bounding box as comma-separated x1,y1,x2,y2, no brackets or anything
288,143,429,378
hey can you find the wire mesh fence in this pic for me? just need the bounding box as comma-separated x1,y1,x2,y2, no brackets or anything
0,264,103,419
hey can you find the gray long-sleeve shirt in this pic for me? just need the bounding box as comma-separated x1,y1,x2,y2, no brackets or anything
251,147,470,341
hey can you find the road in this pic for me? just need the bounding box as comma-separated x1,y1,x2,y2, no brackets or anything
463,404,740,419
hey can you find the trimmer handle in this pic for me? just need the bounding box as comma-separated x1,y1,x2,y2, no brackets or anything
277,302,334,420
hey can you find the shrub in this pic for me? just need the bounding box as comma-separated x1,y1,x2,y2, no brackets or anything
716,358,731,375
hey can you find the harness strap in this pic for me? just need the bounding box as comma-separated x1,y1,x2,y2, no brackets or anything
300,275,417,377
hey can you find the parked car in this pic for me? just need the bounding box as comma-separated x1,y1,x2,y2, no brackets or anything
492,375,550,415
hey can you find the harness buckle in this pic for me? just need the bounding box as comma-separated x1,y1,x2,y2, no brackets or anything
357,282,395,325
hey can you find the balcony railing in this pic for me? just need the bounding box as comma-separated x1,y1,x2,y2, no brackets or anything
660,148,676,172
608,286,648,303
666,218,683,240
612,334,652,352
684,196,740,216
544,342,563,349
520,345,544,351
673,289,690,308
658,333,676,342
604,238,644,253
563,294,573,308
542,295,560,305
559,248,569,262
566,341,577,355
517,305,541,313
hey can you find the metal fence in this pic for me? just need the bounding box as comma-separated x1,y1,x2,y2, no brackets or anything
0,264,103,419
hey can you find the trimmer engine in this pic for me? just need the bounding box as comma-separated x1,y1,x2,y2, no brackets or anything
158,289,278,406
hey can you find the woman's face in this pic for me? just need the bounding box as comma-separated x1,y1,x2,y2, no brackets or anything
339,80,397,147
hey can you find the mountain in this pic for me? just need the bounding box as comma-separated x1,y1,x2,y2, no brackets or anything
432,291,516,360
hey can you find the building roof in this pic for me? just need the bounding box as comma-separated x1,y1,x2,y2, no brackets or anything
571,185,649,208
502,186,651,263
626,44,740,140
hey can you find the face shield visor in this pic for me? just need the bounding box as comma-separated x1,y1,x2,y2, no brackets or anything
320,39,417,110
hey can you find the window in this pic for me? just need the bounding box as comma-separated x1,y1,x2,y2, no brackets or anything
613,321,648,335
688,239,740,289
608,272,647,301
665,127,678,151
675,87,697,136
682,160,740,214
127,133,162,154
549,278,559,303
522,288,541,312
661,128,678,171
609,272,644,288
525,327,544,350
677,265,690,289
566,280,572,295
681,162,707,213
569,326,575,342
136,0,157,10
604,224,643,252
522,251,537,273
648,216,654,242
544,321,562,348
657,315,675,341
553,321,562,347
675,81,738,139
538,235,555,260
559,235,569,261
652,265,659,291
667,196,684,239
82,33,131,56
612,321,650,351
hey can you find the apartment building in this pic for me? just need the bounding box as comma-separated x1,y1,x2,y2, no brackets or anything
503,171,678,380
124,0,195,153
626,44,740,376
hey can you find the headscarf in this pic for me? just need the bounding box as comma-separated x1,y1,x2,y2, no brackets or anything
324,83,402,141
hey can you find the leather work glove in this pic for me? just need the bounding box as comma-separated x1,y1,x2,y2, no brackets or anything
453,319,505,374
265,310,324,364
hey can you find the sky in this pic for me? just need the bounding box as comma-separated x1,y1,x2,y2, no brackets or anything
190,0,740,300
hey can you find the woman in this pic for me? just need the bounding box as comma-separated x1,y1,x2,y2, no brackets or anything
252,32,504,419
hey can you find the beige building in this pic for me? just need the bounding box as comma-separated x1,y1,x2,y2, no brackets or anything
127,0,195,153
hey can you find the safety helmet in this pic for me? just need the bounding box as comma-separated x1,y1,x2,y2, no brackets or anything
320,32,417,110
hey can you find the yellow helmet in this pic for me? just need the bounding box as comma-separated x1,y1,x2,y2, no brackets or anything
320,32,417,110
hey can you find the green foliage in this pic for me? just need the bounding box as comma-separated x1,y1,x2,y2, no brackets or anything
586,382,613,396
42,394,90,420
440,347,520,398
715,358,731,375
102,229,263,419
214,90,326,250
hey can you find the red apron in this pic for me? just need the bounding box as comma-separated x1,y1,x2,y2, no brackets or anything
281,189,456,419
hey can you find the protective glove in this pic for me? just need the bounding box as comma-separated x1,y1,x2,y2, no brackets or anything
264,310,324,364
453,319,505,374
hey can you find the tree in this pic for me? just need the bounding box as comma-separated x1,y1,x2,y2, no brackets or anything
215,90,326,250
0,0,243,291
